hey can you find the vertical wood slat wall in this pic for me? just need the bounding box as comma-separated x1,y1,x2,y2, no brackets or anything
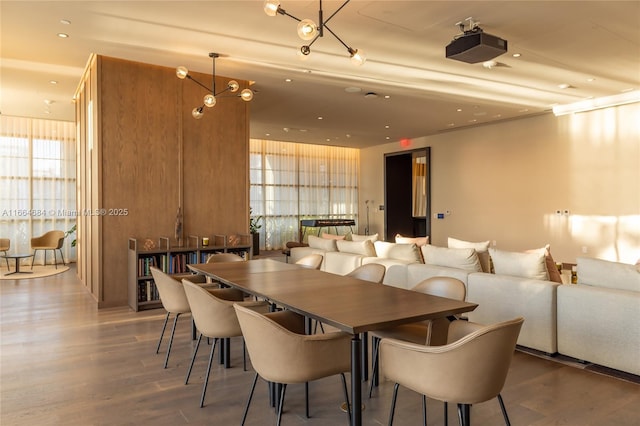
75,55,250,308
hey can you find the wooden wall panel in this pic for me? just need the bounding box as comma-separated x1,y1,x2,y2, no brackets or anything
76,55,250,308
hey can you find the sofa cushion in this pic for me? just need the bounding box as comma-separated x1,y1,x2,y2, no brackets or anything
489,248,548,280
324,251,365,275
577,257,640,292
421,245,482,272
307,235,337,251
448,237,491,273
350,233,378,242
336,239,376,257
321,232,346,240
374,241,422,263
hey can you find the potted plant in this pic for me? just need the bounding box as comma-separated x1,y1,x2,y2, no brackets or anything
64,224,77,247
249,208,262,256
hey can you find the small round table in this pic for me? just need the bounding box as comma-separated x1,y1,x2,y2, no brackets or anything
1,254,34,276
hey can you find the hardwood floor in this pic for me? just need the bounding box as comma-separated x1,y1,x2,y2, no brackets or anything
1,264,638,425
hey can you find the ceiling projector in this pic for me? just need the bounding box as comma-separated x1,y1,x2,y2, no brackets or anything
446,23,507,64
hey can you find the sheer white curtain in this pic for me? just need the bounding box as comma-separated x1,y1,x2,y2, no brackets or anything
250,139,359,250
0,116,76,265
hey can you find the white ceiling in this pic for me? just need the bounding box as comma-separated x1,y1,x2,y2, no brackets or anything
1,1,639,148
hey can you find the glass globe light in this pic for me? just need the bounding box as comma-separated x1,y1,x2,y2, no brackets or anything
263,0,280,17
297,19,318,41
240,89,254,102
203,94,216,108
192,107,204,119
349,48,366,66
227,80,239,92
176,66,188,79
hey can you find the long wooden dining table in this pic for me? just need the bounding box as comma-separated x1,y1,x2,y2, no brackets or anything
188,259,478,426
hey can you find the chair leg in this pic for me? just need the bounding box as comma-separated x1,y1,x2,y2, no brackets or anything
340,373,352,426
185,333,203,384
497,394,511,426
457,403,471,426
305,382,309,418
241,372,259,426
200,337,218,408
388,383,400,426
243,338,247,371
31,250,37,269
44,250,47,267
156,312,170,354
369,336,380,398
276,383,287,426
444,401,448,426
3,252,9,270
163,312,181,369
58,248,66,266
422,395,427,426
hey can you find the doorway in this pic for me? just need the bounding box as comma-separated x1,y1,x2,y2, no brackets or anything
384,148,430,241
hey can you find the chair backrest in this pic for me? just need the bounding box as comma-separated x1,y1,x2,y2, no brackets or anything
206,253,245,263
380,317,524,405
347,263,386,283
234,304,351,384
411,276,466,301
295,254,323,269
0,238,9,251
182,280,245,339
31,230,65,249
149,267,191,314
410,276,467,345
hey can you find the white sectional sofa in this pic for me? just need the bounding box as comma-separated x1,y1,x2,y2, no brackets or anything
557,257,640,375
290,235,639,375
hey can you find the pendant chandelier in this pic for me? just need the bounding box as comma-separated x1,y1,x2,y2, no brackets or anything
176,52,254,120
263,0,366,65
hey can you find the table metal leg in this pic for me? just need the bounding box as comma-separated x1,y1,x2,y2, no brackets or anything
361,332,368,381
351,335,362,426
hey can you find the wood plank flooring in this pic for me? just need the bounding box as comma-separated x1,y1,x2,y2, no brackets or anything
1,264,639,425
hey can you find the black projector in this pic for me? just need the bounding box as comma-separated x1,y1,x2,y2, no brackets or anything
446,31,507,64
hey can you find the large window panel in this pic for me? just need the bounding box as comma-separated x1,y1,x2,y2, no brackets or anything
0,116,76,264
250,139,359,250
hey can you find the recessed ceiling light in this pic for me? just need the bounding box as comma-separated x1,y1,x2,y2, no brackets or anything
326,138,331,142
493,114,502,118
456,108,463,112
558,83,571,89
447,123,455,127
317,116,323,120
57,33,69,38
586,78,595,83
384,95,390,99
44,99,54,105
385,136,390,140
345,134,351,138
266,133,271,136
284,78,292,83
468,119,477,123
512,53,521,58
384,125,390,129
60,19,71,25
49,80,58,85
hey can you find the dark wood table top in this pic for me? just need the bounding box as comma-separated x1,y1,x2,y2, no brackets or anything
189,259,477,334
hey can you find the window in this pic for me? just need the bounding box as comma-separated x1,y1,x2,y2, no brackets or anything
0,116,76,262
250,139,359,250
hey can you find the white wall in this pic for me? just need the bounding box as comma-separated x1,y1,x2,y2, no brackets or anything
360,104,640,264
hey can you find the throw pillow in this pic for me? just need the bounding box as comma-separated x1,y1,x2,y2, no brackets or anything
421,245,483,272
448,237,491,273
374,241,422,262
321,232,346,240
489,248,548,280
350,233,379,242
524,244,562,283
336,239,377,257
577,257,640,292
307,235,337,251
395,234,429,247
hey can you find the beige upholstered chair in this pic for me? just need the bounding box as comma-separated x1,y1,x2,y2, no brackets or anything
182,280,267,407
370,276,467,397
381,317,524,426
30,230,65,269
294,253,323,269
206,252,245,263
234,304,353,426
149,266,194,368
347,263,386,283
0,238,9,269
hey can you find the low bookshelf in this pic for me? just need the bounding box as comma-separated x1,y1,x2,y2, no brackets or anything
127,235,252,312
